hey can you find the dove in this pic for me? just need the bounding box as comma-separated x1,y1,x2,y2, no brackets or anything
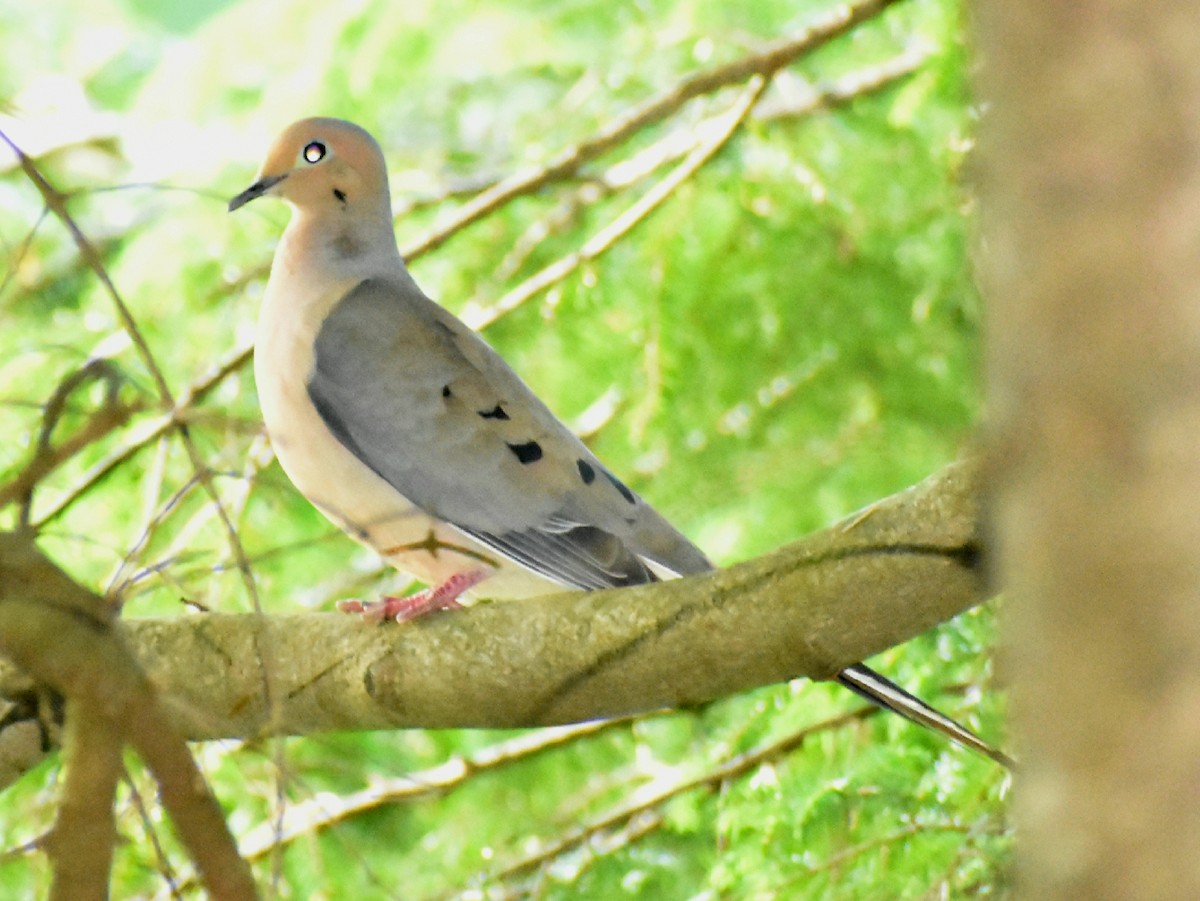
229,117,1011,768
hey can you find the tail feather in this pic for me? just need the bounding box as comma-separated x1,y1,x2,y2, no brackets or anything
836,663,1015,769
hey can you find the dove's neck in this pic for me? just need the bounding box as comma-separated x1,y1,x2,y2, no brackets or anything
277,200,406,287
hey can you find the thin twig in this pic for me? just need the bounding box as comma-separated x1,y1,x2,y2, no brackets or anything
0,136,174,409
0,359,141,522
29,342,253,529
164,718,630,893
512,811,667,901
469,48,927,327
0,131,261,598
463,75,770,331
757,43,930,121
120,762,186,899
105,472,202,601
404,0,904,260
237,719,626,861
0,207,50,301
464,707,874,891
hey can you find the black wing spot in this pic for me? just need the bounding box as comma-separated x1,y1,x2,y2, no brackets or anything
478,404,510,420
576,459,596,484
442,385,453,398
507,440,543,464
604,470,637,505
333,188,347,204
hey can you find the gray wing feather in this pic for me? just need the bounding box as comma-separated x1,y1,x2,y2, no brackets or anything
459,525,657,590
307,277,712,590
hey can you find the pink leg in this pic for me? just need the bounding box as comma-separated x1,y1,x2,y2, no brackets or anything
337,569,490,623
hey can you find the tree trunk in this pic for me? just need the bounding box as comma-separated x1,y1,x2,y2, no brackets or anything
976,3,1200,898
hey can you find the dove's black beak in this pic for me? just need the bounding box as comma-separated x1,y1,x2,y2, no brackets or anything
228,174,286,212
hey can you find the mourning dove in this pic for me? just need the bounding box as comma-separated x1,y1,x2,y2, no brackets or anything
229,117,1011,768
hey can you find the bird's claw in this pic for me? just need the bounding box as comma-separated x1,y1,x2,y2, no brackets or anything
337,569,489,622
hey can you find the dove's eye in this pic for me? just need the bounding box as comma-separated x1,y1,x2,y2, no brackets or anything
302,141,327,164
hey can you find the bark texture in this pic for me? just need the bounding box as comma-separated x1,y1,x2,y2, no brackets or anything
0,461,984,746
977,3,1200,897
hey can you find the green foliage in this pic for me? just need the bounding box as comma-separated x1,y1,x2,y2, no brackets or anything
0,0,1009,896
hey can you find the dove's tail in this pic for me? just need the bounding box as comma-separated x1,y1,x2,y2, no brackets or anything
835,662,1015,769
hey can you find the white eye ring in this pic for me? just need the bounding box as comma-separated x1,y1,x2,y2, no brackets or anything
302,141,327,164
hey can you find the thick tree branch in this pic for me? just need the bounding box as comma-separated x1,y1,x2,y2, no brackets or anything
47,699,121,901
0,460,986,745
0,533,258,899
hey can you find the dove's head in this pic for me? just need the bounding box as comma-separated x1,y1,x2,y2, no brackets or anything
228,117,391,216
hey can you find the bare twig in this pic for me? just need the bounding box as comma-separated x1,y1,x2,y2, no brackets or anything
29,342,252,529
403,0,906,260
105,473,203,601
464,75,770,330
235,720,626,864
0,137,173,409
494,812,667,901
0,129,264,621
472,48,928,327
827,822,966,875
0,208,50,301
461,707,872,894
756,44,930,122
0,359,140,525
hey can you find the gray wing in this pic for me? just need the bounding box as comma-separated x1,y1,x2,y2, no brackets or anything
306,277,712,590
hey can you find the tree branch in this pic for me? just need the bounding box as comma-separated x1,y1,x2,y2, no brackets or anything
0,532,258,899
47,698,121,901
0,128,267,631
0,459,986,745
402,0,909,259
466,75,770,329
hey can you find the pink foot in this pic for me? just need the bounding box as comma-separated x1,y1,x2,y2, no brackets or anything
338,569,490,623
